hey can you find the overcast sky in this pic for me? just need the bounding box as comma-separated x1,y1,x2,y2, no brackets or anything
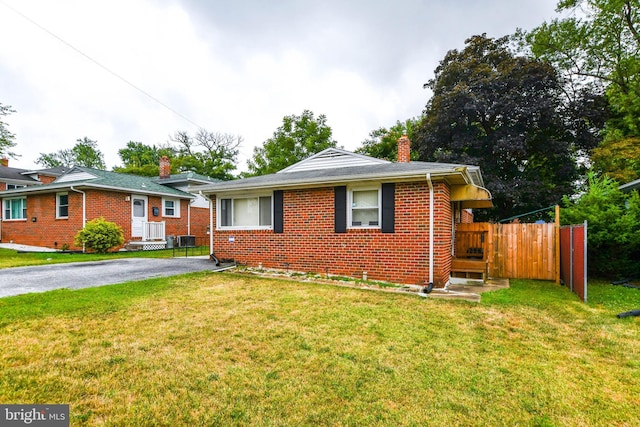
0,0,560,172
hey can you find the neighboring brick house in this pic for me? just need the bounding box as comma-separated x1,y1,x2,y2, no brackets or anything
198,138,492,287
0,157,68,190
0,157,216,251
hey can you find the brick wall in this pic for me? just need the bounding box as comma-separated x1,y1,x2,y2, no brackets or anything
1,191,85,249
212,181,453,287
190,205,211,242
460,208,474,223
38,175,57,184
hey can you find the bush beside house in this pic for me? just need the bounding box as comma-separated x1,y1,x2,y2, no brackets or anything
75,217,124,253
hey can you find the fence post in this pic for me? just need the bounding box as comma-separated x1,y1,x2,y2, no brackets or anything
583,220,588,303
569,226,574,292
555,205,561,285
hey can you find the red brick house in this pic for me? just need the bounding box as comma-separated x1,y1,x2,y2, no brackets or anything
198,138,492,287
0,157,215,251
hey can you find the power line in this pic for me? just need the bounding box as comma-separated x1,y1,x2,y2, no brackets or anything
0,0,204,129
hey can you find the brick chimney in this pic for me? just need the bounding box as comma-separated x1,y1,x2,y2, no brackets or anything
0,158,8,167
159,156,171,179
397,135,411,163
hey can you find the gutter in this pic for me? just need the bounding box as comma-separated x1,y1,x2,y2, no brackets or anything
199,190,219,266
187,199,191,235
424,173,434,293
69,186,86,253
198,169,460,195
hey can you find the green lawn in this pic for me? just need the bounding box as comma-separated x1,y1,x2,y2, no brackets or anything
0,246,208,269
1,270,639,426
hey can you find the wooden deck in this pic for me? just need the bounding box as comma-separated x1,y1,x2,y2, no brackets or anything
450,258,488,281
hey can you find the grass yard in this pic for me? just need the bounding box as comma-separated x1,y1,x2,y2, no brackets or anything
0,246,208,269
0,272,639,426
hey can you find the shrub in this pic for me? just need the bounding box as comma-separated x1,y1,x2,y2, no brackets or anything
74,217,124,254
561,173,640,278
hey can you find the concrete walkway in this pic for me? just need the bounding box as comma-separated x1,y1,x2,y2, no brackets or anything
0,242,58,252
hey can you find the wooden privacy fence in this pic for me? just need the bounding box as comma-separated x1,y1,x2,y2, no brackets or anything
491,223,557,280
455,222,557,281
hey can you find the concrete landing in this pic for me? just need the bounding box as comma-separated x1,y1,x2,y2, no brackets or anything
427,278,510,302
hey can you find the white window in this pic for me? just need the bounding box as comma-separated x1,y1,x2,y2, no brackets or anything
349,187,380,228
56,192,69,218
218,195,272,229
7,184,26,190
163,198,180,217
3,197,26,220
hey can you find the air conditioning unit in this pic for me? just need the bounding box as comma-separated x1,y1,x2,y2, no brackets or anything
177,235,196,247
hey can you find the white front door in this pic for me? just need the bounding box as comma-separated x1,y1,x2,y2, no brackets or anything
131,195,148,238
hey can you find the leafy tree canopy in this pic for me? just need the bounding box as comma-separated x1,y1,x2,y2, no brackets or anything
113,141,177,177
169,129,241,181
36,137,106,169
356,117,421,161
0,102,18,160
245,110,337,176
414,34,604,221
113,130,240,180
590,136,640,182
524,0,640,138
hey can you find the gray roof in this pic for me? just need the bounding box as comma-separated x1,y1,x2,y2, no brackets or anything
23,166,70,177
198,161,485,194
0,165,41,185
620,178,640,192
0,166,193,198
153,172,221,186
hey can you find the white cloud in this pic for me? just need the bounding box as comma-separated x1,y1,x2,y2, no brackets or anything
0,0,559,171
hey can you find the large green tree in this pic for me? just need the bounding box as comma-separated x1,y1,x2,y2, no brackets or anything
525,0,640,139
169,129,240,180
0,102,18,160
36,137,106,169
246,110,337,176
415,34,604,221
113,141,177,177
356,117,421,161
590,136,640,182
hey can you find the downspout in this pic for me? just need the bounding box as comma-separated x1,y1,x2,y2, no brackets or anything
187,199,191,236
424,173,434,293
199,191,219,266
70,186,86,253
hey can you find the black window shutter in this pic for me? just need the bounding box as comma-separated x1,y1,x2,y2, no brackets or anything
273,190,284,233
381,183,395,233
334,186,347,233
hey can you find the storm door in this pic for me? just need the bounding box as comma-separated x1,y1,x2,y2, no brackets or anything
131,195,148,238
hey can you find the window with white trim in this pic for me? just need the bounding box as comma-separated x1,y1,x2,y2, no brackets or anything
7,184,26,190
162,198,180,217
218,195,272,229
349,187,380,227
3,197,26,220
56,192,69,218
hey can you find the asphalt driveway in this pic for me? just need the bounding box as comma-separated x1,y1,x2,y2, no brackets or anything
0,257,231,298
